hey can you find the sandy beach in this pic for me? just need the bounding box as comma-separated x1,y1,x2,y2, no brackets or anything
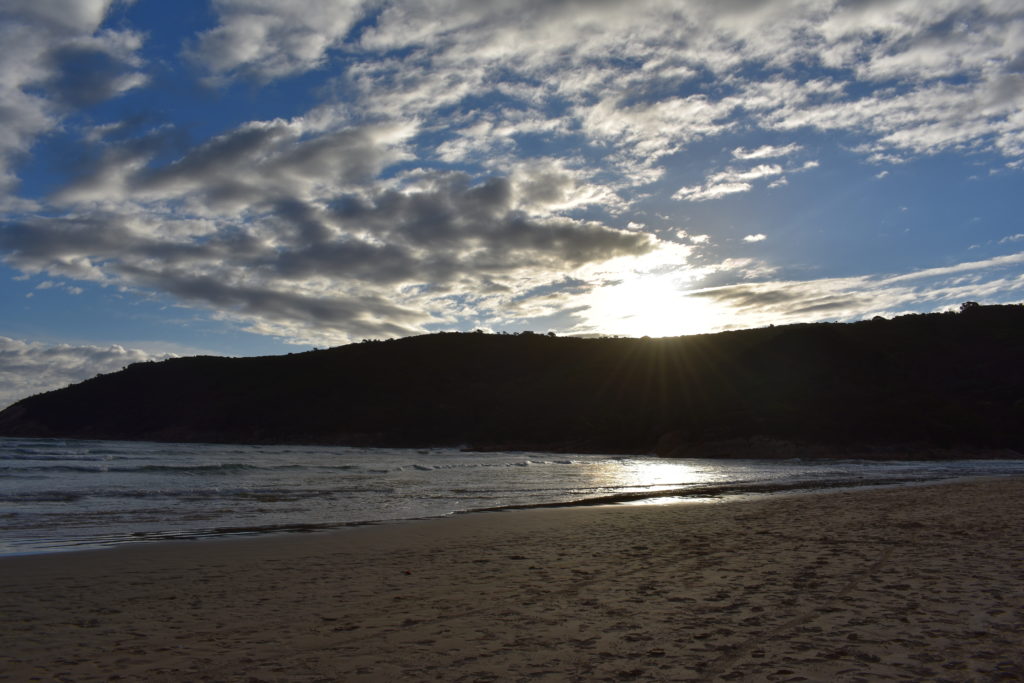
2,477,1023,682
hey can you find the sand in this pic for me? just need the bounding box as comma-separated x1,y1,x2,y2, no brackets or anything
2,477,1023,682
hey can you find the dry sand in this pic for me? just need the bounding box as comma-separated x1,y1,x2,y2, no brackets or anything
2,477,1023,682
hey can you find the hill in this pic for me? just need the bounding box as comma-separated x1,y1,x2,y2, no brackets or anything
1,304,1022,457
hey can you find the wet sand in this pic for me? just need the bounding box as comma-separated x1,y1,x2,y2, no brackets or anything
2,477,1023,682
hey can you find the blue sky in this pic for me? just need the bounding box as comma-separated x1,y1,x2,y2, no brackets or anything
1,0,1023,407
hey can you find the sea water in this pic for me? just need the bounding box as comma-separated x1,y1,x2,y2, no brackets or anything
2,436,1023,555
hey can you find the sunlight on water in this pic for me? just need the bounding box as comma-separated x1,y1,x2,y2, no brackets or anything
598,458,714,493
4,437,1024,554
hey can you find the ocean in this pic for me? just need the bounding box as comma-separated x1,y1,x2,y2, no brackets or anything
2,436,1023,556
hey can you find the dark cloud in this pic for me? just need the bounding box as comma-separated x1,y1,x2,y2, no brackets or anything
126,123,409,210
118,265,429,340
136,125,287,192
330,174,654,267
262,174,654,294
271,240,422,284
690,284,869,319
0,2,146,194
3,170,654,343
43,45,137,107
689,286,802,308
0,214,129,275
789,297,870,315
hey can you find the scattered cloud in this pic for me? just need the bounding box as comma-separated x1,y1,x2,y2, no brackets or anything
0,0,146,196
676,156,823,201
732,144,801,160
1,0,1023,367
674,181,752,202
675,163,789,202
687,252,1024,330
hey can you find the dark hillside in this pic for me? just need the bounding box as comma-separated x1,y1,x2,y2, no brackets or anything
1,304,1022,456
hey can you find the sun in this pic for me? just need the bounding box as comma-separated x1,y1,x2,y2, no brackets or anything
583,271,728,338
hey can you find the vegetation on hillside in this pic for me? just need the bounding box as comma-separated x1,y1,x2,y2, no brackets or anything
1,304,1022,457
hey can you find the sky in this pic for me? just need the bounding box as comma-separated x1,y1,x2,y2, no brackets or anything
1,0,1023,408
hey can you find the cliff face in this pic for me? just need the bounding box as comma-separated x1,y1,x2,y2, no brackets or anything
1,305,1022,455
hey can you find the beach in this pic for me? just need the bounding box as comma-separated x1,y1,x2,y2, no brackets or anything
2,478,1023,682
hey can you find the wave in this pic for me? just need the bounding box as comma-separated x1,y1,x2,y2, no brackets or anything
2,455,103,462
0,484,397,504
0,462,365,475
0,491,86,503
395,458,586,472
465,476,936,513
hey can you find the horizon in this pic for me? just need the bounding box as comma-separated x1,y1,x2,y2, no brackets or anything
1,0,1023,407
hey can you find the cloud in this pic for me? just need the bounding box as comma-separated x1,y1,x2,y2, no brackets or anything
504,158,624,215
354,1,1024,168
687,251,1024,328
57,118,417,210
33,280,83,295
674,163,787,201
879,252,1024,284
676,230,711,244
674,181,752,202
43,36,147,107
0,1,146,197
675,156,823,201
0,337,172,409
187,0,367,83
179,1,1024,177
173,0,1024,202
732,143,802,159
743,234,767,243
4,0,1024,348
4,167,657,345
579,94,737,163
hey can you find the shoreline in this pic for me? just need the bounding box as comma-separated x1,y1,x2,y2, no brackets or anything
2,472,1009,558
3,477,1024,681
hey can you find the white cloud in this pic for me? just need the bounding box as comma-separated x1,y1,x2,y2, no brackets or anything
187,0,1024,172
880,252,1024,284
0,337,173,409
675,157,822,201
674,181,751,202
674,163,787,201
187,0,366,83
743,234,768,242
579,94,737,163
685,250,1024,330
732,143,802,159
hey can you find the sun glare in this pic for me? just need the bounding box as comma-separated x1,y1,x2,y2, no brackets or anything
583,272,729,338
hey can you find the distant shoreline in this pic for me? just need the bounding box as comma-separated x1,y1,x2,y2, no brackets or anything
3,306,1023,454
3,432,1023,461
